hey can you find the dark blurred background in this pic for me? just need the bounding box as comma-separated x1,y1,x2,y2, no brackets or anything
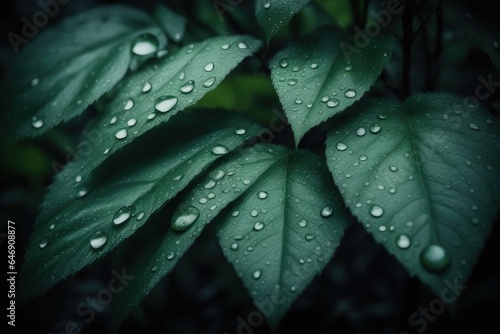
1,0,500,333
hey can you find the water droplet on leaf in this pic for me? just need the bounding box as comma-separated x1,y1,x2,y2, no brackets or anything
171,206,200,231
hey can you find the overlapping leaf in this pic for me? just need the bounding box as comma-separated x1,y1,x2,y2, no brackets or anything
38,35,261,227
326,93,500,298
19,109,262,304
148,144,349,328
255,0,312,41
269,27,394,144
3,5,167,137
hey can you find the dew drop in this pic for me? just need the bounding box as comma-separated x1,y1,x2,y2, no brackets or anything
166,252,175,260
124,99,134,110
212,145,229,155
421,245,450,272
298,219,307,227
127,119,137,127
210,169,225,180
336,142,347,151
221,43,230,50
171,206,200,231
110,116,117,124
469,123,479,130
257,191,268,199
254,221,265,231
327,99,339,108
389,164,398,172
113,206,133,225
31,77,39,87
76,188,88,198
264,2,271,9
287,79,297,86
155,96,178,113
39,238,48,249
292,66,300,72
369,123,381,134
115,128,127,140
204,179,216,189
344,65,352,71
320,206,333,218
305,233,315,241
396,234,411,249
32,117,44,129
235,128,246,135
279,58,288,68
237,42,248,49
252,270,262,279
310,63,318,69
90,231,107,249
231,242,239,250
136,212,145,220
202,76,216,88
132,34,158,56
180,80,195,93
355,127,366,136
369,205,384,218
204,62,214,72
344,89,356,98
142,82,152,92
75,175,82,183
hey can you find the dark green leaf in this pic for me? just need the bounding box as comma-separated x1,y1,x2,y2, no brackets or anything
269,27,394,145
3,5,166,137
255,0,312,41
325,93,500,298
40,35,261,225
154,3,187,42
171,144,349,328
19,109,263,304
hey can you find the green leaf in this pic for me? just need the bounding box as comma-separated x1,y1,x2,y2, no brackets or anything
255,0,312,41
154,3,187,42
325,93,500,299
172,144,349,328
40,35,261,225
269,27,394,145
19,109,263,304
3,5,166,138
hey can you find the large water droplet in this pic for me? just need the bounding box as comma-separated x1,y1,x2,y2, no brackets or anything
310,63,318,69
252,269,262,279
254,221,265,231
124,99,134,110
264,2,271,9
287,79,297,86
204,62,214,72
396,234,411,249
235,128,246,135
344,89,356,98
237,42,248,49
166,252,175,260
257,191,268,199
212,145,229,155
369,123,381,134
369,205,384,218
210,169,225,180
76,188,88,198
132,34,158,56
90,231,107,249
142,82,152,92
155,96,178,113
298,219,307,227
336,142,347,151
113,206,133,225
32,117,43,129
327,99,340,108
320,206,333,218
115,128,127,140
421,245,450,272
39,238,48,248
305,233,315,241
279,58,289,68
171,206,200,231
180,80,195,93
230,242,239,250
127,119,137,127
202,76,216,88
356,127,366,136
